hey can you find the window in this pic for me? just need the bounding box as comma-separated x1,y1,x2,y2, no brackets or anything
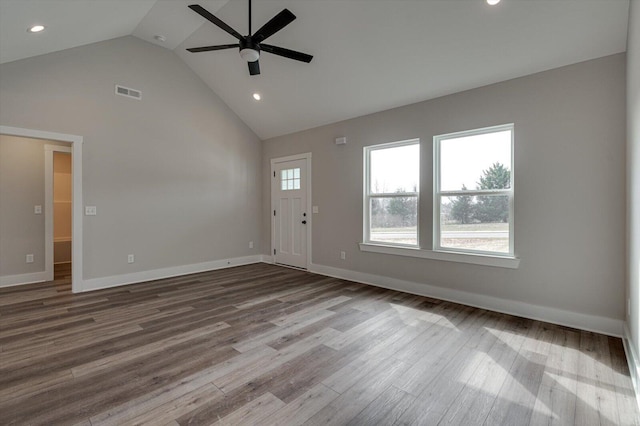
281,168,300,190
434,124,514,256
364,139,420,247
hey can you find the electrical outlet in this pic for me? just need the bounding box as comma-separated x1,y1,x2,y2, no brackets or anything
34,205,42,214
249,241,254,249
313,206,319,214
340,251,346,260
127,254,134,264
26,254,34,263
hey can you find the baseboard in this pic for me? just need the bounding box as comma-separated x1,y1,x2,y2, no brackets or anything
307,262,624,337
623,323,640,412
81,255,263,292
259,254,274,264
0,271,48,288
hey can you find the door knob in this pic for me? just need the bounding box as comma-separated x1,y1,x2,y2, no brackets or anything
302,220,307,224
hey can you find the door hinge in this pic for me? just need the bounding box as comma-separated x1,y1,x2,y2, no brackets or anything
273,210,276,216
273,249,276,255
273,171,276,177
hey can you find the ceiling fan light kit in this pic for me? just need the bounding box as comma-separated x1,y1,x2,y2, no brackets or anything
186,0,313,76
239,37,260,62
240,48,259,63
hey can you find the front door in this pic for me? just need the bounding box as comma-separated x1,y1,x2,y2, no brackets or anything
272,158,308,268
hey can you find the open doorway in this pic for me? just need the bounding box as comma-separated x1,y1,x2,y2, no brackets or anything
0,125,83,293
52,150,72,281
44,144,72,283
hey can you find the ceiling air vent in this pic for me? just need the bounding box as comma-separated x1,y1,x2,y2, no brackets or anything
115,85,142,100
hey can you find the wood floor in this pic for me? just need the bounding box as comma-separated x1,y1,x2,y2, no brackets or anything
1,263,638,425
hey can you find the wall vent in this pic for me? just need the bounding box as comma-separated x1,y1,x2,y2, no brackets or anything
115,85,142,100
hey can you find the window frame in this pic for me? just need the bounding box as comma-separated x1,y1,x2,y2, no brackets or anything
363,138,420,248
433,123,515,257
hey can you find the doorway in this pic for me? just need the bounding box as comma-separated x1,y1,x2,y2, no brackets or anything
271,153,312,269
45,144,72,282
52,149,72,280
0,125,83,293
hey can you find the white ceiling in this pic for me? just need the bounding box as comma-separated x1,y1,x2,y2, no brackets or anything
0,0,156,64
0,0,631,140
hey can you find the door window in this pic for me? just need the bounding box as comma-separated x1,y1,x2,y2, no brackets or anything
281,168,301,190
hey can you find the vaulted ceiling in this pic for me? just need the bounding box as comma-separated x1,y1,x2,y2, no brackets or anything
0,0,630,140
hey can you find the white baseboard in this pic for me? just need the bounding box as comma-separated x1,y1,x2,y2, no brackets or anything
623,323,640,412
0,271,48,288
81,255,263,292
259,254,274,264
307,262,623,337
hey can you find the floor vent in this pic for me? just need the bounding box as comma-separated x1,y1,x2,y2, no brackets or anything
115,85,142,100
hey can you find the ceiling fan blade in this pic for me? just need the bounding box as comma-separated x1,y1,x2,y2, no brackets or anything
248,60,261,76
252,9,296,43
260,44,313,63
187,44,239,53
188,4,243,41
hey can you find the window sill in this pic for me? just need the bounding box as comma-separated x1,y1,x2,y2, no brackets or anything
359,243,520,269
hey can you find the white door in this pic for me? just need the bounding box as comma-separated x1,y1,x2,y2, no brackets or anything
272,158,308,268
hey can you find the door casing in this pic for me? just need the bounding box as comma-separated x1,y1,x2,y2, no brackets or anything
270,153,312,269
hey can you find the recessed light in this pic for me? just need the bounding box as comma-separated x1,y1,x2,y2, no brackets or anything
28,25,45,33
486,0,501,5
253,93,261,101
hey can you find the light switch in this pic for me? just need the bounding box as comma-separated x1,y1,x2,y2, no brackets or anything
85,206,97,216
34,205,42,214
312,206,319,214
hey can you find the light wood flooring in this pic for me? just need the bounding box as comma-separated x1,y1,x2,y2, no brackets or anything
0,263,638,425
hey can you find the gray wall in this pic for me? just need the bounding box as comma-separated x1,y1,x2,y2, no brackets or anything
0,36,262,281
0,135,67,276
627,0,640,374
263,53,627,322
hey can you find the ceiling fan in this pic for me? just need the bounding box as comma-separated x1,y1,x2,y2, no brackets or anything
186,0,313,76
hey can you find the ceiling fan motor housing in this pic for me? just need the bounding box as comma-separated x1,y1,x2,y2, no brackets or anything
239,37,260,62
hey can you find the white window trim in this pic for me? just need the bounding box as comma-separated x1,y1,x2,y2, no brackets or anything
433,123,515,258
363,139,420,248
359,242,520,269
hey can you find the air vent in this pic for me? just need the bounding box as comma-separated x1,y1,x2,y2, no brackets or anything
115,85,142,100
